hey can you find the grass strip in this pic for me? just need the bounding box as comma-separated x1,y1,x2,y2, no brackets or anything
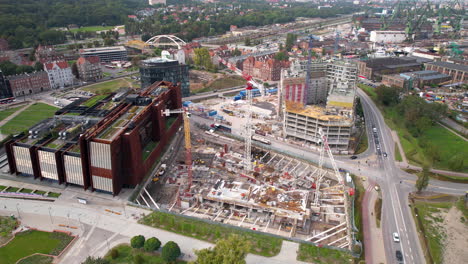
140,211,282,257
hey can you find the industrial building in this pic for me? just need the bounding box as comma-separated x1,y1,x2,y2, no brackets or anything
140,57,190,97
382,70,452,90
5,81,182,195
424,61,468,84
357,57,423,80
369,31,407,43
282,60,358,152
80,46,128,63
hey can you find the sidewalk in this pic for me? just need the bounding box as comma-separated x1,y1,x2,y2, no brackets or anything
396,162,468,178
362,179,386,264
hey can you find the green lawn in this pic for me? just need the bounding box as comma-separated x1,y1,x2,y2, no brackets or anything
140,211,283,257
69,26,114,33
17,254,53,264
423,125,468,172
82,79,131,95
0,103,58,135
81,95,108,108
0,230,73,264
104,244,186,264
394,143,403,162
355,130,368,154
0,106,23,122
193,75,245,94
297,244,354,264
142,141,159,161
379,105,467,172
357,83,377,100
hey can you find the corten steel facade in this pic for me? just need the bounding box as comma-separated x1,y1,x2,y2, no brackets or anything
6,81,182,195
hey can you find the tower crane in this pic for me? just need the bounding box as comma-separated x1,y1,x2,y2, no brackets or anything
314,127,344,206
162,108,192,193
218,58,265,171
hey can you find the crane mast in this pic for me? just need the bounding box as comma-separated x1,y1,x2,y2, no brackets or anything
244,83,253,171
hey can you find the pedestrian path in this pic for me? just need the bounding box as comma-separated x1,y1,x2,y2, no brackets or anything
0,101,32,127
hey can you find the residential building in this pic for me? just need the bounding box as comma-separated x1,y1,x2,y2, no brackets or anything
140,57,190,97
79,46,128,63
35,45,64,63
6,81,182,195
77,56,103,82
7,71,51,97
357,57,422,80
44,61,74,89
243,56,282,82
0,71,12,99
424,61,467,84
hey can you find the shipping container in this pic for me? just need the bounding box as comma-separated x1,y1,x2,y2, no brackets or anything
208,110,217,116
183,101,192,107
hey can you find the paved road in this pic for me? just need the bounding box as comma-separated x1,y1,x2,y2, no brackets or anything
0,197,307,264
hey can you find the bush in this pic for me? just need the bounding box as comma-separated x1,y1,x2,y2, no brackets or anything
161,241,181,262
130,235,145,249
144,237,161,252
133,254,144,264
110,248,119,259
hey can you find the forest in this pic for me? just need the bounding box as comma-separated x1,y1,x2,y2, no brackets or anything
0,0,147,49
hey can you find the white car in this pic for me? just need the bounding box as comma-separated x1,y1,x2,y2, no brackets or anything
393,232,400,243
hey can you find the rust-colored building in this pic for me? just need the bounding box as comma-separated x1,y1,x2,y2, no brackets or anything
6,81,182,195
357,57,422,80
7,71,51,96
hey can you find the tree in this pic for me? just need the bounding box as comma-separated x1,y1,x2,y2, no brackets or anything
130,235,145,249
141,33,151,42
93,40,101,47
375,85,400,106
193,234,251,264
244,37,251,46
415,166,430,193
232,48,241,57
193,48,214,70
71,62,79,79
82,257,110,264
144,237,161,252
34,61,43,71
104,38,116,46
161,241,181,263
153,48,163,57
274,51,288,61
285,33,297,51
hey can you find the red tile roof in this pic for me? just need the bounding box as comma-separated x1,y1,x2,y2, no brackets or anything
77,56,100,65
44,61,69,70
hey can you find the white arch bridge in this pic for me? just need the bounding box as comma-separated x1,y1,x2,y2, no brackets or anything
145,35,187,49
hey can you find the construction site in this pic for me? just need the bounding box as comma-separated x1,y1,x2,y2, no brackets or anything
134,73,356,250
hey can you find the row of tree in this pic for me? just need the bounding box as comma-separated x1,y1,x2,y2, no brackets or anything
0,61,43,76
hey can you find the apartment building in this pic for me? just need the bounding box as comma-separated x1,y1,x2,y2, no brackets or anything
44,61,74,89
77,56,103,82
7,71,51,96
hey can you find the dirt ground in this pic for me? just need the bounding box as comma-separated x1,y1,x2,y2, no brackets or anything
442,206,468,264
189,70,218,91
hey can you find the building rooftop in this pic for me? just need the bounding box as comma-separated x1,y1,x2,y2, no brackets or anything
425,61,468,72
80,46,127,53
285,101,352,123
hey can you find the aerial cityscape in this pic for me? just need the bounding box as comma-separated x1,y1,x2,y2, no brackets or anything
0,0,466,264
